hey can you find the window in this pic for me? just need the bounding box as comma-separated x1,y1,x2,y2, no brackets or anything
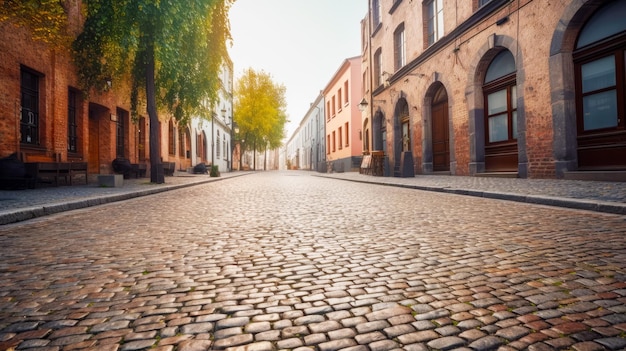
394,23,406,70
338,89,342,112
327,101,331,121
332,96,336,116
116,108,127,158
344,81,349,105
338,127,343,149
374,48,383,88
345,122,350,146
179,129,185,157
479,0,492,7
573,0,626,169
483,50,517,145
68,89,78,152
20,68,41,145
372,0,381,28
197,133,202,157
217,130,221,158
332,131,336,152
426,0,444,46
169,120,176,155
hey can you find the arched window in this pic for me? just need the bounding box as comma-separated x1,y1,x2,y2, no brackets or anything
574,0,626,170
483,50,518,172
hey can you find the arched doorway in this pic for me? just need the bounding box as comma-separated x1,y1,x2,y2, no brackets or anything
483,50,518,172
432,85,450,172
573,0,626,171
393,98,412,177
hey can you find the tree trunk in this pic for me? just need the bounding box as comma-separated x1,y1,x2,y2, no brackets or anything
146,40,164,184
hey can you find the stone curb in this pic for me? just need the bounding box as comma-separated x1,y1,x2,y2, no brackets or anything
315,175,626,215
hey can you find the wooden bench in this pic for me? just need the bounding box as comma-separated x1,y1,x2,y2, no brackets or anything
130,163,147,178
25,161,88,187
162,162,175,176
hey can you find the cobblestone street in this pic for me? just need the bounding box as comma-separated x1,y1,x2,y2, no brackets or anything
1,172,625,351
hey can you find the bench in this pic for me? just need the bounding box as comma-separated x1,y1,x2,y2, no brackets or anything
25,161,88,187
162,162,175,176
130,163,147,178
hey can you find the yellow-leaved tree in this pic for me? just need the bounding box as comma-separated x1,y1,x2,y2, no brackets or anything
234,68,288,169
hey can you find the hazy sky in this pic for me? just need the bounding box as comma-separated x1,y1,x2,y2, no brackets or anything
228,0,367,139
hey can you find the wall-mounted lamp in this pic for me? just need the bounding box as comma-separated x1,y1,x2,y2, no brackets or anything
104,77,112,91
496,16,509,26
358,98,386,112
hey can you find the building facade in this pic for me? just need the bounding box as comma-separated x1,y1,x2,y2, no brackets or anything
361,0,626,180
0,2,146,177
324,56,364,173
285,93,325,171
0,2,233,181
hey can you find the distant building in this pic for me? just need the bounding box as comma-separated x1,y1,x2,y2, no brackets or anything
323,56,364,173
285,94,325,171
361,0,626,181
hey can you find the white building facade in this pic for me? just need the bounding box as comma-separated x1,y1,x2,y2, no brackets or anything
190,58,234,173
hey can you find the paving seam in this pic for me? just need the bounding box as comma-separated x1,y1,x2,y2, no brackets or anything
315,174,626,215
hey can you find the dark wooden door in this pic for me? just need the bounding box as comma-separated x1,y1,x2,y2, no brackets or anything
432,101,450,171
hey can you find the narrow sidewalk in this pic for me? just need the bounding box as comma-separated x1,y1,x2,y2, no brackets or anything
315,172,626,215
0,172,249,225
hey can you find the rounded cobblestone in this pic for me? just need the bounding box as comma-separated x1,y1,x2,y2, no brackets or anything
0,172,625,351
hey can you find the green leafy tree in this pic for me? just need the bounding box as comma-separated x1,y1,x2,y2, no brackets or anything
0,0,69,45
234,68,287,169
73,0,233,183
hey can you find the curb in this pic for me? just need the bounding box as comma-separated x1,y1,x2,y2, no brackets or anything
315,175,626,215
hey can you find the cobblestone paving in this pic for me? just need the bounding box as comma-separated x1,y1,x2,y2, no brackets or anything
0,172,625,351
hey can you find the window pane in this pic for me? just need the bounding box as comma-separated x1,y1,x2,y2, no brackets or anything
582,90,618,131
485,50,515,83
581,56,615,93
488,114,508,143
576,1,626,48
487,89,507,115
511,85,517,109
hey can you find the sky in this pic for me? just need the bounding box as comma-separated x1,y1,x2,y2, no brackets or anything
228,0,367,140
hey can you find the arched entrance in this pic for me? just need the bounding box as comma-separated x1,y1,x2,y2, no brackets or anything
432,85,450,172
393,98,413,177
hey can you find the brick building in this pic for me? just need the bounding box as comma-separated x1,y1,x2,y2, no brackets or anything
0,2,150,178
360,0,626,180
1,2,234,181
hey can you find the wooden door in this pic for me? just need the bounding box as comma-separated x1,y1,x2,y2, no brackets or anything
432,101,450,171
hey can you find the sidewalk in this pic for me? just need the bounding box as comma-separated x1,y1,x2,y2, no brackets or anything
0,172,249,225
315,172,626,215
1,171,625,225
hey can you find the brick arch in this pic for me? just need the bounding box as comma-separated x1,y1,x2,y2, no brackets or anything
465,34,527,177
549,0,604,177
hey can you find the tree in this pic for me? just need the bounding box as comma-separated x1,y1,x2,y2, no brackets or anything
234,68,288,170
73,0,232,183
0,0,69,45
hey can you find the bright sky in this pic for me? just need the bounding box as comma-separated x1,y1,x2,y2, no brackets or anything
228,0,367,140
